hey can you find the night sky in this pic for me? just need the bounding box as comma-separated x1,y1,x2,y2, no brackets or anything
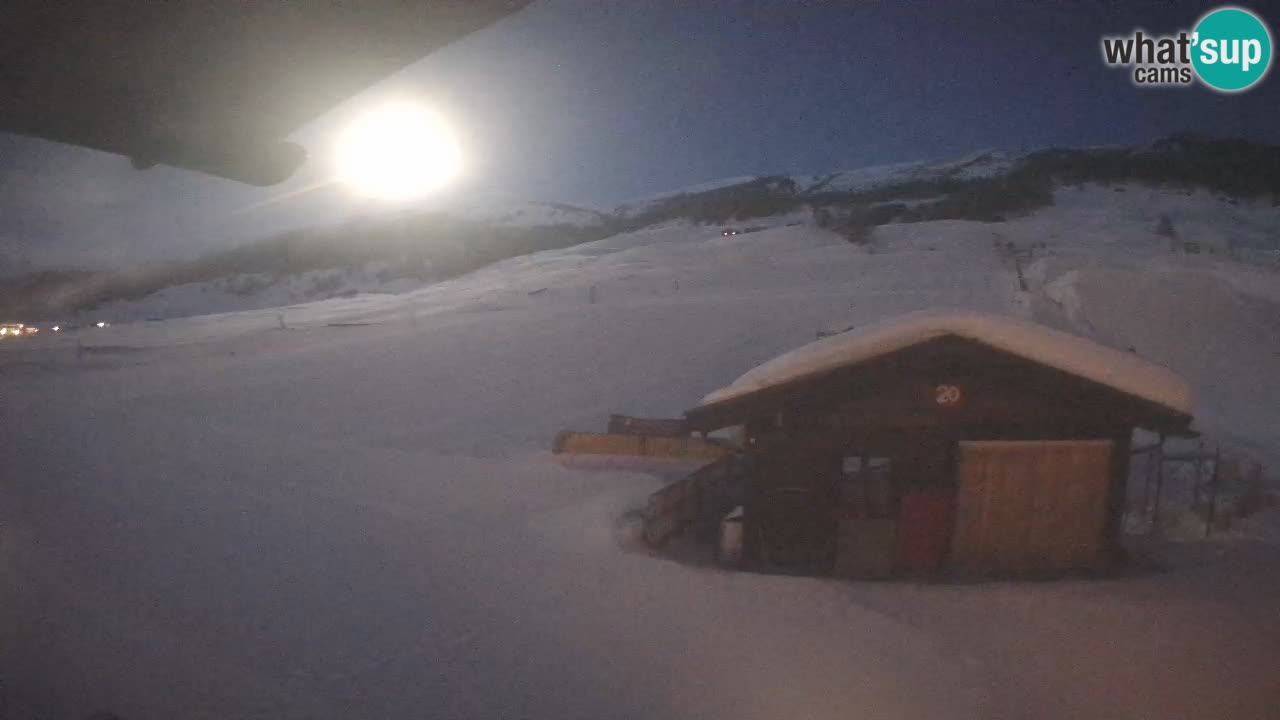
3,0,1279,270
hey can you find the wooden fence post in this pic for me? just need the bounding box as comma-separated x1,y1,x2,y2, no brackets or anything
1192,441,1204,507
1206,445,1221,538
1146,445,1157,525
1150,434,1166,534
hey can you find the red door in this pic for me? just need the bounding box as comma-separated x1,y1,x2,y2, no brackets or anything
897,486,954,573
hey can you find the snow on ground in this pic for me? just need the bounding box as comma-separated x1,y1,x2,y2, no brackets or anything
3,183,1280,718
58,202,611,325
1045,267,1280,465
80,264,426,325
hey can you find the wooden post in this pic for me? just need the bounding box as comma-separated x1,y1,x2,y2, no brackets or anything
1146,443,1157,520
1105,431,1132,551
1150,434,1166,534
1206,445,1221,538
859,454,870,517
1191,441,1203,507
688,463,700,526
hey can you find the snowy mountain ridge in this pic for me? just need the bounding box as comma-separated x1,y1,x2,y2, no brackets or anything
428,199,610,228
4,134,1279,325
793,149,1023,195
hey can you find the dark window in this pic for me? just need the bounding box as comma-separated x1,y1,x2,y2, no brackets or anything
837,455,893,519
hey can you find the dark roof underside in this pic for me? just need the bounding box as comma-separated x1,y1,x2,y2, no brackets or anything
0,0,530,185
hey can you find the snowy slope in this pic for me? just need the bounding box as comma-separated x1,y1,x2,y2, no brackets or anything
22,140,1277,328
614,176,760,217
79,263,425,324
2,182,1280,719
1045,266,1280,459
438,200,610,228
612,151,1024,219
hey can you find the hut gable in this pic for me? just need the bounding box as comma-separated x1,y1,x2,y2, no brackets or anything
688,310,1194,435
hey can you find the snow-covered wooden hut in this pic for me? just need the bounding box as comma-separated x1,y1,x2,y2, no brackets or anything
683,310,1194,578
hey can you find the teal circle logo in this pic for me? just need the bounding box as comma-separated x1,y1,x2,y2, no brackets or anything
1192,7,1272,92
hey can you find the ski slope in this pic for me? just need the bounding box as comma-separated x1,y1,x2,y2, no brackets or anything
2,184,1279,719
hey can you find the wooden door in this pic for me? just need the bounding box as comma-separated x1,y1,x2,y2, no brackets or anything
951,440,1113,575
748,441,838,571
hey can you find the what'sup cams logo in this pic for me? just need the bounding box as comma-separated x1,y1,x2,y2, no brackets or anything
1102,6,1272,92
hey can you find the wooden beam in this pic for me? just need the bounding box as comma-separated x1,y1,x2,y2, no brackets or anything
552,431,732,461
606,415,689,437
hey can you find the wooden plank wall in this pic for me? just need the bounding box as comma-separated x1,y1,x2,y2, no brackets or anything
642,455,738,547
951,440,1113,574
643,473,699,546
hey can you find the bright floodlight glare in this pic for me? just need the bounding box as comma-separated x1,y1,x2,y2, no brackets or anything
335,104,462,202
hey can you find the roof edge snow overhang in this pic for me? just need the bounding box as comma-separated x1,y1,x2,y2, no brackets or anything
685,311,1196,436
685,337,1195,436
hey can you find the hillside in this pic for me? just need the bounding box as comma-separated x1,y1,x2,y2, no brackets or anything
5,170,1280,718
0,205,614,323
8,178,1280,464
5,135,1280,325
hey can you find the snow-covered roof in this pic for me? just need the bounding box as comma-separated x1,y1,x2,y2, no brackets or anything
700,309,1194,415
